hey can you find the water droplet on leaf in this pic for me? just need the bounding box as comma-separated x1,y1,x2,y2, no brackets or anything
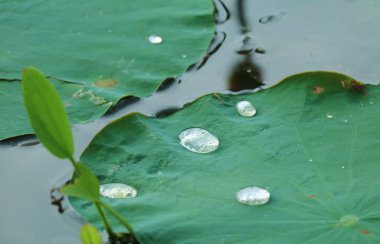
326,113,334,119
149,35,163,44
236,101,257,117
236,186,270,206
179,128,219,153
234,34,255,54
100,183,137,199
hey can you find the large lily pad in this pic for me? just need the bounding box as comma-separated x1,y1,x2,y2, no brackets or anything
0,0,214,140
73,72,380,243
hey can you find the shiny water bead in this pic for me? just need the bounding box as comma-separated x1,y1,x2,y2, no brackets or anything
100,183,137,199
236,186,270,206
236,101,257,117
148,35,163,44
179,128,219,153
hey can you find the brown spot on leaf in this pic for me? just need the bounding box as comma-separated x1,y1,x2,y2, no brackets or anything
350,80,367,94
361,229,370,235
307,194,317,199
313,85,325,95
94,79,118,87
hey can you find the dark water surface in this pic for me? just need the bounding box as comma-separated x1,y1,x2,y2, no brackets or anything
1,0,380,243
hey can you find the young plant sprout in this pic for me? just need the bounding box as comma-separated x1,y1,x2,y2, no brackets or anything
22,67,139,244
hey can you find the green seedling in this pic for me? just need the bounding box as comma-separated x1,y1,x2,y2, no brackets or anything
22,66,138,244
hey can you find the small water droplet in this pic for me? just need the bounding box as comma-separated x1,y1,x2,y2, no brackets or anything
148,35,163,44
343,119,348,123
309,159,313,162
234,34,255,54
369,101,374,105
108,29,112,33
326,113,334,119
182,54,187,58
179,128,219,154
341,166,345,169
236,101,257,117
236,186,270,206
100,183,137,199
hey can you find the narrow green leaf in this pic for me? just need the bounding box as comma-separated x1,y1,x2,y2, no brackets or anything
61,164,100,202
22,66,74,159
80,224,102,244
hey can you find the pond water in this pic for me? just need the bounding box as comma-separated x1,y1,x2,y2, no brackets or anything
1,0,380,243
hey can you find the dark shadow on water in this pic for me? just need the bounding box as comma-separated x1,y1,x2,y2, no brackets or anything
229,0,264,92
0,134,39,146
155,107,181,118
229,57,264,92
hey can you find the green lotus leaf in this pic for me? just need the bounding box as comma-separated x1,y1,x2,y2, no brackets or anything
0,0,214,140
72,71,380,243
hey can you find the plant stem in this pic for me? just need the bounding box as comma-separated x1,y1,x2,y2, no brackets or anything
100,201,138,243
95,202,114,240
68,156,79,172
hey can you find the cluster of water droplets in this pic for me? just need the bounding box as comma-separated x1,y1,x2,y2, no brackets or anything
102,99,269,206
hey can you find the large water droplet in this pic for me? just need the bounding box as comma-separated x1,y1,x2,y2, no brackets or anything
179,128,219,153
236,101,257,117
234,34,255,54
100,183,137,199
148,35,163,44
236,186,270,206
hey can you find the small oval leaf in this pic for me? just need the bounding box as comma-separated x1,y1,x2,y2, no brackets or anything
61,164,100,202
80,224,102,244
22,66,74,159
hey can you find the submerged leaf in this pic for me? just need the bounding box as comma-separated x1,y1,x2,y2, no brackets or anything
22,67,74,159
62,164,100,202
73,72,380,243
80,224,102,244
0,0,214,140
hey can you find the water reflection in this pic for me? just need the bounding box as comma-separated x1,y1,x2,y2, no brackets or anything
229,0,264,92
